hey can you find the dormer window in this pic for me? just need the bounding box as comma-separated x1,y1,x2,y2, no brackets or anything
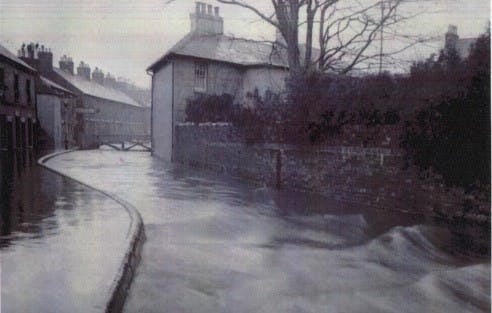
194,62,207,92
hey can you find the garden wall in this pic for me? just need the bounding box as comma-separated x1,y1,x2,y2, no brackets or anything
174,123,485,220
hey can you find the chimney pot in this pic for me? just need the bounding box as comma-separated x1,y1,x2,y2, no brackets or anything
59,55,75,74
77,61,91,80
190,3,224,35
196,2,201,13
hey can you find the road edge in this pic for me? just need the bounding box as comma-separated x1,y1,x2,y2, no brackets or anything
38,150,145,313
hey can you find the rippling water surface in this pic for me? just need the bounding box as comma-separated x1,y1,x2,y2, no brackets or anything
45,150,490,313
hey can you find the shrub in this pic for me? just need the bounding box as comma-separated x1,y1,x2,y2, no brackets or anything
402,30,490,193
185,93,234,123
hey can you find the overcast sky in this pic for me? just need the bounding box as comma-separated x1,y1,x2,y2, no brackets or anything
0,0,489,88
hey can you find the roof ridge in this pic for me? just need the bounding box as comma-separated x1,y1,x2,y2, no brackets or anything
53,67,142,107
40,75,73,93
147,32,288,72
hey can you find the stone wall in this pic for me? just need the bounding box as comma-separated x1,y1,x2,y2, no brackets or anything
174,123,486,221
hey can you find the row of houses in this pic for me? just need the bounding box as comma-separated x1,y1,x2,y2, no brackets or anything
147,2,480,162
0,45,37,152
0,42,150,153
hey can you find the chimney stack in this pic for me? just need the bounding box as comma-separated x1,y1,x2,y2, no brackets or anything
19,42,53,74
38,45,53,74
92,67,105,84
77,61,91,80
190,2,224,35
445,24,459,51
59,55,75,75
104,72,117,87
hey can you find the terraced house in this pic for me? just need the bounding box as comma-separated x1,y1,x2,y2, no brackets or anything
0,44,37,153
19,43,150,149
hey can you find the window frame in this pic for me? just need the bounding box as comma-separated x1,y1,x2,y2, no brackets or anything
194,62,208,92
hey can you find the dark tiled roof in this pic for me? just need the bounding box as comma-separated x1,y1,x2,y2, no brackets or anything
0,43,37,72
39,76,75,96
52,68,142,107
148,34,288,71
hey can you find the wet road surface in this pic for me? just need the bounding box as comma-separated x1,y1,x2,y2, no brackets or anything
1,153,132,313
46,150,490,313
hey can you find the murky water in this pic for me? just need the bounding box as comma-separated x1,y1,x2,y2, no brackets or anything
0,152,131,312
46,150,490,313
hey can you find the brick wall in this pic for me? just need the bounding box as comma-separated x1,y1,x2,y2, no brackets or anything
175,123,486,221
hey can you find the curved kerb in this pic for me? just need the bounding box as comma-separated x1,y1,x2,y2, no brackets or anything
38,150,146,313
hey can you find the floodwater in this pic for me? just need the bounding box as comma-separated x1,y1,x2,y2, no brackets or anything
0,152,132,313
45,150,490,313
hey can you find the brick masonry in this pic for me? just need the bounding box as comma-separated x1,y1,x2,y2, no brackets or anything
175,123,488,222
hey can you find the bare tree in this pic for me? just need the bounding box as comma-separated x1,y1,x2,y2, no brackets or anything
216,0,427,75
216,0,305,74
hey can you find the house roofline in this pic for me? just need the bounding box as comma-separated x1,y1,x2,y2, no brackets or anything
147,52,288,73
39,76,77,97
50,67,142,107
0,55,38,74
83,93,146,109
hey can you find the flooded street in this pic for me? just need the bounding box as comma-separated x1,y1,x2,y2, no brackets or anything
44,150,490,313
0,153,132,313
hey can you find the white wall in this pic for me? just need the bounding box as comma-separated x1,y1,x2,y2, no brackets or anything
152,62,174,161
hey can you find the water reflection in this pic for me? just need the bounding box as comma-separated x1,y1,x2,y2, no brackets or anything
0,151,65,247
1,151,133,313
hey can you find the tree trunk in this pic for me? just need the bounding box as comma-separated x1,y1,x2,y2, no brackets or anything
304,0,316,71
275,0,301,75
